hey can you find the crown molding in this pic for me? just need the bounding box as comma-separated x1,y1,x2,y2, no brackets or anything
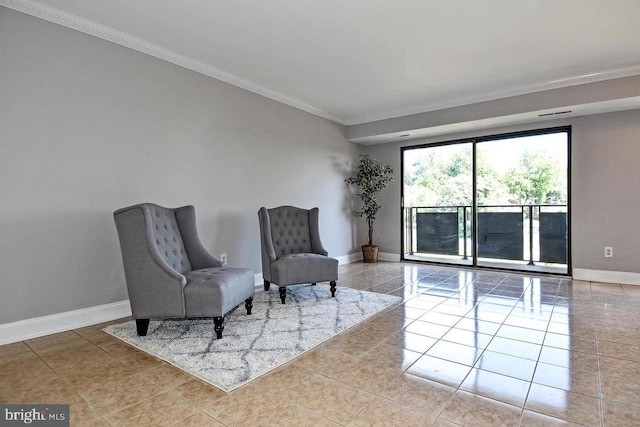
5,0,640,129
346,65,640,125
0,0,347,125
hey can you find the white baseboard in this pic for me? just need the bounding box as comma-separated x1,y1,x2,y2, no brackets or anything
337,252,402,263
378,252,401,262
0,300,132,346
572,268,640,286
336,253,363,264
254,273,263,287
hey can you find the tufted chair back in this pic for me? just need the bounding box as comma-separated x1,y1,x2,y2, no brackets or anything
269,206,313,258
147,204,192,274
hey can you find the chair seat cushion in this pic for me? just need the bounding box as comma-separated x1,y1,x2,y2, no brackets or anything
271,253,338,286
184,267,255,317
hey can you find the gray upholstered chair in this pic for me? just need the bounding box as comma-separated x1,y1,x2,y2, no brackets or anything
258,206,338,304
114,203,255,339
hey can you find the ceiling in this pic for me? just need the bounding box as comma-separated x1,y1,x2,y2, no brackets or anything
5,0,640,126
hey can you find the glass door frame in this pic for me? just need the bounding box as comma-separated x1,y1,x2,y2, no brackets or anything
400,125,572,276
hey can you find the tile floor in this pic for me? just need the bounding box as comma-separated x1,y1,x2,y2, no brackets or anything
2,262,640,426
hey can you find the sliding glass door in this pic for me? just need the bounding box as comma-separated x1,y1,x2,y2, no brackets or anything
402,127,570,274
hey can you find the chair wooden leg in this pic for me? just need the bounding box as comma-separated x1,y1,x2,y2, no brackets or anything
330,281,336,297
279,287,286,304
264,280,271,291
245,297,253,315
214,316,224,339
135,319,150,336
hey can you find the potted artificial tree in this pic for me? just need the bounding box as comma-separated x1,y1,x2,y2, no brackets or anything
345,154,394,263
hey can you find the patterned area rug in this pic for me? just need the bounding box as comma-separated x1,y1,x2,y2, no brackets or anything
104,284,400,392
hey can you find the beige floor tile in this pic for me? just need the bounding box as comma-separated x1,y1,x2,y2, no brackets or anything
520,410,584,426
241,403,340,427
346,397,435,427
98,340,165,372
204,384,291,426
360,342,422,370
382,330,438,353
74,320,119,338
547,321,596,340
485,336,541,361
289,346,358,376
80,374,164,415
599,355,640,380
38,343,115,372
601,332,640,347
426,340,485,367
496,324,546,344
543,332,597,354
533,362,599,397
32,335,96,358
56,358,139,393
381,373,456,415
25,331,83,350
322,331,384,357
292,373,376,425
460,368,531,407
538,346,598,371
5,375,83,405
69,400,110,426
0,347,39,370
0,358,60,402
251,365,319,400
404,320,452,339
329,358,402,394
473,350,537,381
169,378,227,409
524,383,601,426
174,412,226,426
440,390,521,427
407,355,472,387
142,363,194,389
385,305,429,319
363,313,415,336
0,341,31,359
602,399,640,426
104,391,197,427
600,375,640,407
597,340,640,362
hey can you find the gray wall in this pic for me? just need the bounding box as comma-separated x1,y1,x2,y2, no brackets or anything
362,110,640,274
572,110,640,272
0,8,358,324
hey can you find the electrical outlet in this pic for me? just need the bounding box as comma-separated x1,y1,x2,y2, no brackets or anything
220,253,228,265
604,247,613,258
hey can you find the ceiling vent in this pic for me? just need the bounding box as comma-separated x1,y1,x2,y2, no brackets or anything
538,110,572,117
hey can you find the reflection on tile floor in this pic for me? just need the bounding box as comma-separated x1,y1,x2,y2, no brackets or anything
2,261,640,426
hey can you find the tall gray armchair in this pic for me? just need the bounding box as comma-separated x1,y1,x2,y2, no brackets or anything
258,206,338,304
114,203,255,339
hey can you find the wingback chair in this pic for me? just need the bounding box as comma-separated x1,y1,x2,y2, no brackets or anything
114,203,255,339
258,206,338,304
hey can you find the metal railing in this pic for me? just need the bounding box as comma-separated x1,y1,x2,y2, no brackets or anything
404,204,567,265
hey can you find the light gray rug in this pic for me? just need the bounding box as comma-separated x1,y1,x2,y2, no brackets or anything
104,284,400,392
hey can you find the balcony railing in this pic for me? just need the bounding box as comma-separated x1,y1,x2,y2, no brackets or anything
404,204,567,266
